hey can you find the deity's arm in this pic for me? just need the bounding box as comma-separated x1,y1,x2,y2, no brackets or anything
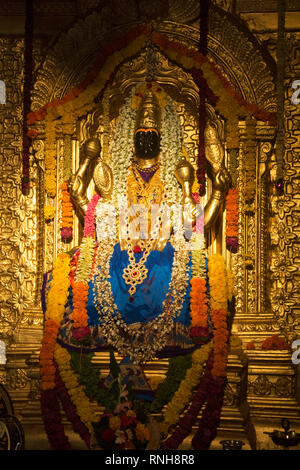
69,157,92,219
204,169,229,230
175,120,230,232
69,138,113,219
204,121,230,230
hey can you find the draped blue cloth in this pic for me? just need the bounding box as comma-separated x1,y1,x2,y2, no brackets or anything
87,241,192,327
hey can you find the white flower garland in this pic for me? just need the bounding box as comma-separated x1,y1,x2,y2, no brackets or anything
107,90,183,210
108,89,137,209
160,98,183,206
75,236,95,283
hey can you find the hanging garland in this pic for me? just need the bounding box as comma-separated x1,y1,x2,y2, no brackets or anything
60,135,73,241
225,188,239,252
71,194,100,329
22,0,34,195
196,0,210,194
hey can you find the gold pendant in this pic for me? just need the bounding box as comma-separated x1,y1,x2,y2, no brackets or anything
122,262,148,297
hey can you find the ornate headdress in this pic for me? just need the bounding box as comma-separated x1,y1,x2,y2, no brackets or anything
135,87,161,132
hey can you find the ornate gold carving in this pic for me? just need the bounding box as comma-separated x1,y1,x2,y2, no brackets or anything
248,375,294,399
0,38,43,343
267,33,300,341
5,369,29,391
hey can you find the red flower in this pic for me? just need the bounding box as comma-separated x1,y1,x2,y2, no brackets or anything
121,414,136,428
27,128,38,139
101,428,116,443
72,326,91,342
133,245,141,253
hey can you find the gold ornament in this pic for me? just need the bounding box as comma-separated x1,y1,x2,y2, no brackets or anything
135,88,161,131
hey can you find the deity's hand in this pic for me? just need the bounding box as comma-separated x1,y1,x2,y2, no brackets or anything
84,138,101,160
175,157,195,201
212,167,231,193
175,157,198,230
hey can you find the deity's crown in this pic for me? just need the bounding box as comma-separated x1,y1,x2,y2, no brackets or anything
133,83,166,133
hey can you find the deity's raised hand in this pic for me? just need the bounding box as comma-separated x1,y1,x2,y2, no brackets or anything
213,167,231,193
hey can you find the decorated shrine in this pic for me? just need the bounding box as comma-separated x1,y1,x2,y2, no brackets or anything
0,0,299,451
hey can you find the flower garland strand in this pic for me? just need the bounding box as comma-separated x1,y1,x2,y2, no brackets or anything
197,0,210,195
40,253,71,391
61,134,73,241
60,181,73,241
191,373,226,449
225,187,239,252
71,194,100,329
40,252,72,449
160,98,183,206
110,91,137,208
161,350,214,450
207,254,229,378
190,278,208,328
21,0,34,195
55,362,91,448
54,343,95,437
40,388,72,450
151,33,276,126
160,341,212,435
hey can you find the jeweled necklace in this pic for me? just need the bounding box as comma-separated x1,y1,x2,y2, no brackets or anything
122,239,151,299
133,160,160,173
93,235,190,364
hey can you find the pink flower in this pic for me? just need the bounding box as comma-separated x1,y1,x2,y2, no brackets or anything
61,227,73,240
72,327,91,341
83,194,101,238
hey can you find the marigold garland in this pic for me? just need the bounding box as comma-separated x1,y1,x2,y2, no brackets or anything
151,32,276,126
54,343,95,436
226,267,234,302
210,309,229,377
40,253,71,392
207,254,228,311
61,181,73,239
160,341,212,435
55,362,91,448
190,278,208,328
44,204,55,221
161,351,214,450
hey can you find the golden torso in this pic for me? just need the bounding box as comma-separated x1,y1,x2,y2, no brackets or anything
120,164,168,251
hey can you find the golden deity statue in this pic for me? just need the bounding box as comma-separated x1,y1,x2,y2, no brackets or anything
54,83,231,366
70,87,230,243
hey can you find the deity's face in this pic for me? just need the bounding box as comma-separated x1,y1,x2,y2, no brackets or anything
134,128,160,159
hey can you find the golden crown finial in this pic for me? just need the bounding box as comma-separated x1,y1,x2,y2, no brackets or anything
135,86,161,132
